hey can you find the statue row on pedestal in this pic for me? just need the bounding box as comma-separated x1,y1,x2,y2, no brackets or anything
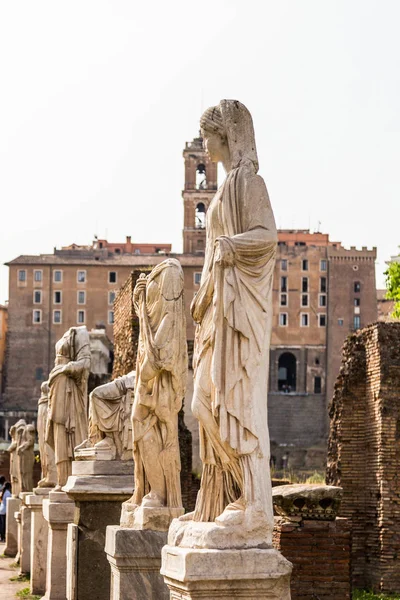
6,100,292,599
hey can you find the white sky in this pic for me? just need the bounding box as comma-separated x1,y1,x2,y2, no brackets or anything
1,0,399,304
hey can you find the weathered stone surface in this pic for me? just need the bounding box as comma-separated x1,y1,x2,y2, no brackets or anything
42,491,75,600
161,546,292,599
63,461,133,600
19,493,32,575
120,505,184,531
26,492,48,595
272,483,342,521
4,496,20,556
105,526,169,600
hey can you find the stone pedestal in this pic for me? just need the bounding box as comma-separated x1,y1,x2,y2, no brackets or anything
15,509,22,563
4,497,21,557
161,546,293,599
19,492,33,575
26,488,52,596
63,460,134,600
105,526,169,600
42,491,75,600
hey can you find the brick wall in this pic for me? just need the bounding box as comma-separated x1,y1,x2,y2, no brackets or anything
326,322,400,593
273,516,351,600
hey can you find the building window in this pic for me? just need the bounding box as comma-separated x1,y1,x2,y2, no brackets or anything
108,291,115,305
300,313,309,327
194,272,202,285
54,270,63,283
320,277,327,293
279,313,288,327
302,259,308,271
34,270,43,282
77,310,85,324
134,249,141,255
354,298,360,306
78,291,86,305
320,259,327,271
354,315,361,330
354,281,361,293
33,290,42,304
319,294,327,307
32,310,42,324
18,269,27,282
278,352,296,392
318,314,326,327
108,311,114,325
301,294,309,307
53,310,62,324
338,318,344,326
280,293,288,307
302,277,308,293
281,277,287,292
54,291,62,304
314,376,322,394
281,259,288,271
77,270,86,283
109,272,117,284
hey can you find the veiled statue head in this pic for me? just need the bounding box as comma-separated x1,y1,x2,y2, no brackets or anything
200,99,259,173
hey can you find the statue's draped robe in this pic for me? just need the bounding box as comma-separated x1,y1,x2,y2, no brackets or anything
46,328,90,475
191,160,277,522
89,371,135,458
38,384,57,485
132,260,187,508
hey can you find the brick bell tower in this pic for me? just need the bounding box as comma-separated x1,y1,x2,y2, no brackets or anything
182,135,218,254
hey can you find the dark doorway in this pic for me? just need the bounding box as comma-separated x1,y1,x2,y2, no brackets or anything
278,352,297,392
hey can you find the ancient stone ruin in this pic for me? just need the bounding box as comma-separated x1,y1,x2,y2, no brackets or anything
327,321,400,594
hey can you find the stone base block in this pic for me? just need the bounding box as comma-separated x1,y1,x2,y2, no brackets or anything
19,497,32,575
42,491,75,600
161,546,292,599
105,525,169,600
26,492,49,595
63,461,134,600
120,503,184,531
4,497,21,557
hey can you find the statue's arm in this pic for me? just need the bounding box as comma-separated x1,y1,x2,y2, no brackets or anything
7,441,17,453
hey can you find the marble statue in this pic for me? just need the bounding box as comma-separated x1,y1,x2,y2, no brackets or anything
37,381,57,488
46,326,91,490
75,371,135,460
17,421,35,492
121,259,187,528
7,419,26,497
169,99,278,550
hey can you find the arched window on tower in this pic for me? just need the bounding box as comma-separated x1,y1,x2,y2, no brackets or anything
196,164,207,189
195,202,206,229
278,352,297,392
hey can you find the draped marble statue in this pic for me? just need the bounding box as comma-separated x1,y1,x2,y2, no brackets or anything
37,381,57,488
46,326,91,490
169,99,278,550
17,421,35,492
121,259,187,528
7,419,26,497
75,371,135,461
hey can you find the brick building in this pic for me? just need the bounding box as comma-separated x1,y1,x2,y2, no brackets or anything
1,134,378,464
0,304,7,396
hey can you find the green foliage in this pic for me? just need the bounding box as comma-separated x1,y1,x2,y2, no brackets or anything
305,470,326,484
353,590,400,600
16,588,40,600
385,260,400,319
10,573,29,582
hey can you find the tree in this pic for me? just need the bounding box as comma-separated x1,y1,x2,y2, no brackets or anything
385,259,400,319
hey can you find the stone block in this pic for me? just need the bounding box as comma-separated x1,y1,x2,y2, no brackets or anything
161,545,292,599
4,497,20,557
26,491,49,595
19,498,32,575
63,460,134,600
105,525,169,600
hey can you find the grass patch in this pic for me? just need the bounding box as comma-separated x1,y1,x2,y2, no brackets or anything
353,590,400,600
9,573,29,583
16,588,41,600
9,562,20,569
